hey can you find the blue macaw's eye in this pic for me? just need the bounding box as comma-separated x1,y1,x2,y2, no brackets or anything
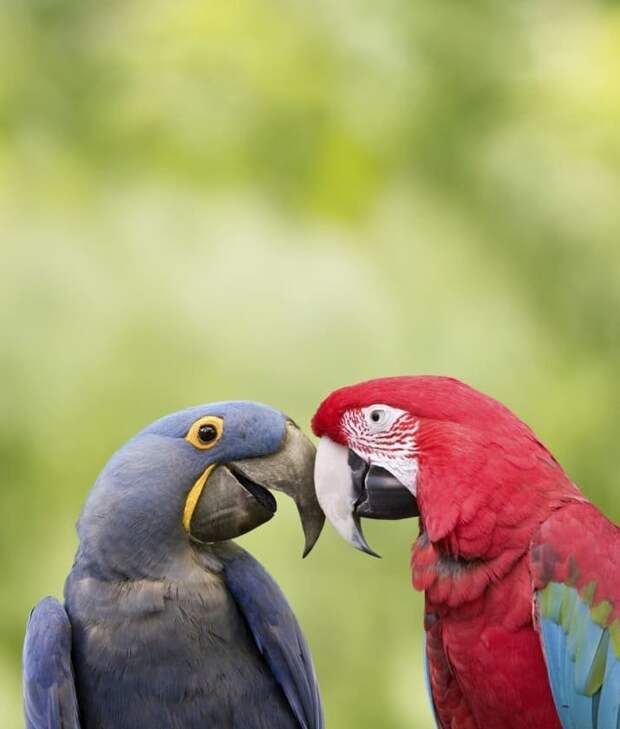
198,424,218,443
185,415,224,450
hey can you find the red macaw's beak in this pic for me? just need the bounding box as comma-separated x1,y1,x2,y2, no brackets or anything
313,436,419,558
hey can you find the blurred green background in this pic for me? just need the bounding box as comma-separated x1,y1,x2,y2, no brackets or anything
2,0,620,727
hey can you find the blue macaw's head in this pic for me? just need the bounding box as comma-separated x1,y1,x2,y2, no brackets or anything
76,401,324,579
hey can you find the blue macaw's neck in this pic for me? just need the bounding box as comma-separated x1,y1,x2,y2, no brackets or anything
75,436,201,580
73,534,191,582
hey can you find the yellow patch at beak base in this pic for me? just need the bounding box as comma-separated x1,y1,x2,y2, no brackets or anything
183,464,216,532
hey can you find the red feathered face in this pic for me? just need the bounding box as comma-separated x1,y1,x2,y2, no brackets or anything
311,375,547,556
311,380,438,555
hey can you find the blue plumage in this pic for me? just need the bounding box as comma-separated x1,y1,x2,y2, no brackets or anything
536,583,620,729
224,552,323,729
539,617,572,728
597,639,620,729
23,598,80,729
23,401,323,729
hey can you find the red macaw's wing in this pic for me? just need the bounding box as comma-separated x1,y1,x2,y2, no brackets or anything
531,502,620,729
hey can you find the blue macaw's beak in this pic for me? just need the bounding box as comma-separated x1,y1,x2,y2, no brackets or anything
313,437,419,558
189,422,325,557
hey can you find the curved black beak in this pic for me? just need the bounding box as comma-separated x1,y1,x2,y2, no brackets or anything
349,450,420,520
314,437,418,557
187,464,277,545
188,422,325,557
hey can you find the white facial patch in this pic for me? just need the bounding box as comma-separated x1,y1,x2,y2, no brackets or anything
367,451,419,496
343,404,420,495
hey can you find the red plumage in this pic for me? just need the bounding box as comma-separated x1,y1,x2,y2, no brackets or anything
312,376,618,729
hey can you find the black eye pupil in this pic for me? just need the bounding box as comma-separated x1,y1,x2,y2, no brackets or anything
371,411,381,422
198,424,218,443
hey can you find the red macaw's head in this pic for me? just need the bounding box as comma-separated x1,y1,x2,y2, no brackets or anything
312,376,576,558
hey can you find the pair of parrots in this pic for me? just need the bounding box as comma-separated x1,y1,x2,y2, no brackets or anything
23,377,619,729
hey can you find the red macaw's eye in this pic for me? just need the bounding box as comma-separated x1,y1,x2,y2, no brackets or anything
367,408,390,428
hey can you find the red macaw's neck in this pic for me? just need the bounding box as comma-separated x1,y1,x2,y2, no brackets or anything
411,420,585,612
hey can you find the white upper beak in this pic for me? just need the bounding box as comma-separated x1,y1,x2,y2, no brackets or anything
313,436,378,555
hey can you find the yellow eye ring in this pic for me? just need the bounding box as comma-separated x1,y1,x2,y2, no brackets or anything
185,416,224,450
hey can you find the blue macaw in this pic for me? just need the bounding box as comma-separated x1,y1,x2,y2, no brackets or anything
23,401,325,729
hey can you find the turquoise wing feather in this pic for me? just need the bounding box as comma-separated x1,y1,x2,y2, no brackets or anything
535,582,620,729
531,503,620,729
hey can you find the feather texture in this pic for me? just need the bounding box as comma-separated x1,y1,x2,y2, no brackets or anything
23,597,81,729
312,376,619,728
531,502,620,729
223,550,323,729
24,401,323,729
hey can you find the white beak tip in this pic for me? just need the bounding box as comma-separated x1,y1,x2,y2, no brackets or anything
314,436,382,558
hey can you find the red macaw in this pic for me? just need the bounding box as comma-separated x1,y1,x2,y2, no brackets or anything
311,376,619,729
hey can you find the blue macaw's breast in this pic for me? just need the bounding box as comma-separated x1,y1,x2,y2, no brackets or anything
64,554,299,729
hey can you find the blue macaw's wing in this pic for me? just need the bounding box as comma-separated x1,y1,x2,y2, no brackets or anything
531,503,620,729
223,551,323,729
23,597,81,729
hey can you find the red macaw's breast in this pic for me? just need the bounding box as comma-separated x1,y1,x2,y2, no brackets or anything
416,543,562,729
